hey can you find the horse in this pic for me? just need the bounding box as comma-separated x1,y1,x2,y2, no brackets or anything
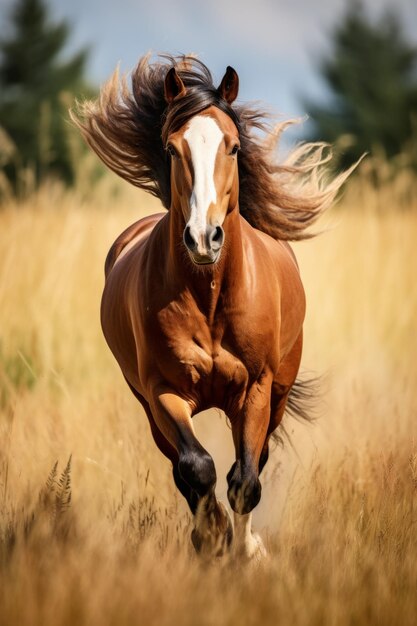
72,55,350,560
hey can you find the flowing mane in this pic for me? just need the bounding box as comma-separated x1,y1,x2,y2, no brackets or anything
72,54,352,241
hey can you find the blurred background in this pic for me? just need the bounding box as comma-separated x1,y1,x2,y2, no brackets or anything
0,2,416,625
0,0,416,192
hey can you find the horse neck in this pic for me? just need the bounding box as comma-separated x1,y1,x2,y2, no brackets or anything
167,205,244,316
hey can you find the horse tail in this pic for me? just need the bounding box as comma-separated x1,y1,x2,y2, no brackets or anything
272,375,320,447
286,375,319,423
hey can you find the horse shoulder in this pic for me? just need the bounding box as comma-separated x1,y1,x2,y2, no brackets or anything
255,232,306,359
104,212,166,278
239,224,305,367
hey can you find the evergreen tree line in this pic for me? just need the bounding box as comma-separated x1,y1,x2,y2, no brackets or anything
0,0,90,193
0,0,416,195
304,0,417,169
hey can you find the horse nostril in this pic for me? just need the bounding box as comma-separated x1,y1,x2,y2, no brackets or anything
212,226,223,243
183,225,197,250
209,225,224,249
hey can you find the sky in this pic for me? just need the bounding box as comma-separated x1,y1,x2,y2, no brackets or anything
1,0,417,138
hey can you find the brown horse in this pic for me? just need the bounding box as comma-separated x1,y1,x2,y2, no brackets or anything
72,56,351,559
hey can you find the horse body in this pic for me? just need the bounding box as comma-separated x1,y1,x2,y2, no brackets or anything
102,211,305,417
101,192,305,555
73,55,350,559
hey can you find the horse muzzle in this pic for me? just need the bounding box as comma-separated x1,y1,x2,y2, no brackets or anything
183,224,224,265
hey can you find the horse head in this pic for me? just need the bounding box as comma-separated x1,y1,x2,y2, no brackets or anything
163,67,240,265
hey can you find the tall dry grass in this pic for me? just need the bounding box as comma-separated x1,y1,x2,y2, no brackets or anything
0,165,416,626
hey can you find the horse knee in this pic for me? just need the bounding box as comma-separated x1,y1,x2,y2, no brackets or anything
178,448,216,496
227,462,262,514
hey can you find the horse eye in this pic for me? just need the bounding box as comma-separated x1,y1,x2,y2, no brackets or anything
167,144,178,158
230,144,240,156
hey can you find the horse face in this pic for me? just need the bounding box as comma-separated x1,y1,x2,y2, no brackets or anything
167,107,240,265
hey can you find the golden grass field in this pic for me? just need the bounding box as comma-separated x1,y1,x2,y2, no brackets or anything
0,168,416,626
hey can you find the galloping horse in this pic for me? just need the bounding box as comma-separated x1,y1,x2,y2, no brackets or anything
73,56,349,559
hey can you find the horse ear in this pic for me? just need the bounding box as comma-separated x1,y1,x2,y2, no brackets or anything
164,67,187,103
218,66,239,104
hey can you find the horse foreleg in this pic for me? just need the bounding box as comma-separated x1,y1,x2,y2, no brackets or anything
227,373,272,514
149,385,233,557
125,379,200,513
227,373,272,558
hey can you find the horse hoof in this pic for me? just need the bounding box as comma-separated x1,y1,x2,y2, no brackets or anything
249,532,267,562
235,532,267,562
191,527,203,553
191,499,233,559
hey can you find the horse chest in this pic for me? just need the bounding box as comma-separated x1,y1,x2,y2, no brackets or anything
173,337,249,412
153,302,270,410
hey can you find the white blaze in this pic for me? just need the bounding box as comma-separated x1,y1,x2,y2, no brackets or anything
184,116,223,236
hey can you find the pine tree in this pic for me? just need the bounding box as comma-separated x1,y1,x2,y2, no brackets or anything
0,0,89,190
304,1,417,167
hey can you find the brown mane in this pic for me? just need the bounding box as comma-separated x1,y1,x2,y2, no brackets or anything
71,54,353,241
